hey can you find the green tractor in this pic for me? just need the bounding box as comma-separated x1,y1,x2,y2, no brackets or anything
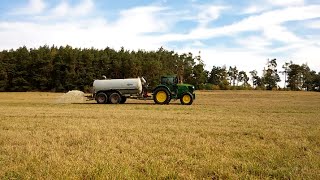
153,75,196,105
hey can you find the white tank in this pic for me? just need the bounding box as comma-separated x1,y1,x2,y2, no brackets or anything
93,78,144,95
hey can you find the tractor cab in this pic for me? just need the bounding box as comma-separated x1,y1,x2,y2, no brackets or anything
160,75,178,94
161,76,178,85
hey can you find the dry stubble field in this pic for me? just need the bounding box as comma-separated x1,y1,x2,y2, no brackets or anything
0,91,320,179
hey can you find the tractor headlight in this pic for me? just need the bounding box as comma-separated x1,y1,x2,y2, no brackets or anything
189,86,195,92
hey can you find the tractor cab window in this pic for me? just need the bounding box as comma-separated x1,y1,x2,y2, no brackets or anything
161,76,177,85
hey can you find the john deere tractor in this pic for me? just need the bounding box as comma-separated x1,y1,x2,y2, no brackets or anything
153,75,195,105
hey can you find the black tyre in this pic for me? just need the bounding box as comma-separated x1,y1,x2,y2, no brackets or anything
120,96,127,104
180,92,193,105
109,92,121,104
153,87,171,104
96,92,107,104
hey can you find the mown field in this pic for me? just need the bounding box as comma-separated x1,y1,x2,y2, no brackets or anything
0,91,319,179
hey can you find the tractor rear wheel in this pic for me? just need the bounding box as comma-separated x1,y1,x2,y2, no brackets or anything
96,92,107,104
153,87,170,104
109,92,121,104
180,92,193,105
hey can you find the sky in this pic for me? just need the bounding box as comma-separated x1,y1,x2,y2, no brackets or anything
0,0,320,79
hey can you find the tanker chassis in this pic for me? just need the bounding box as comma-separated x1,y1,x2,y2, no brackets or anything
92,76,195,105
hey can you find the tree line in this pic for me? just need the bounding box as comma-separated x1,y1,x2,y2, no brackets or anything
207,59,320,91
0,45,319,92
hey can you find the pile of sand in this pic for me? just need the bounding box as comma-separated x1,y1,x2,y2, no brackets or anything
55,90,86,104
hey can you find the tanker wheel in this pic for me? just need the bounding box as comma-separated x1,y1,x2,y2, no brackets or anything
180,92,193,105
153,87,170,105
109,92,121,104
96,92,107,104
120,96,127,104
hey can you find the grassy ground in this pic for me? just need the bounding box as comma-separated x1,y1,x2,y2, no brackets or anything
0,91,319,179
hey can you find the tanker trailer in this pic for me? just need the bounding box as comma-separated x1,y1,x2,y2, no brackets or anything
92,77,147,104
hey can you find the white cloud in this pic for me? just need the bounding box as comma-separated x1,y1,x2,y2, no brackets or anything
306,20,320,29
243,5,268,14
51,1,69,17
50,0,94,18
115,6,169,34
267,0,305,7
13,0,46,15
0,20,162,51
0,4,170,51
235,36,272,51
197,5,227,26
242,0,305,15
262,25,302,43
191,40,205,47
290,46,320,71
154,5,320,43
74,0,95,15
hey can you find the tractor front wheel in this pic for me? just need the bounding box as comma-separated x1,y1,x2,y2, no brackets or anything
180,92,193,105
153,88,170,104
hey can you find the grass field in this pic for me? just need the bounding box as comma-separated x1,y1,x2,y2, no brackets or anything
0,91,320,179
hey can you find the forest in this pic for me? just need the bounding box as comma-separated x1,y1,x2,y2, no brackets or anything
0,45,319,92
